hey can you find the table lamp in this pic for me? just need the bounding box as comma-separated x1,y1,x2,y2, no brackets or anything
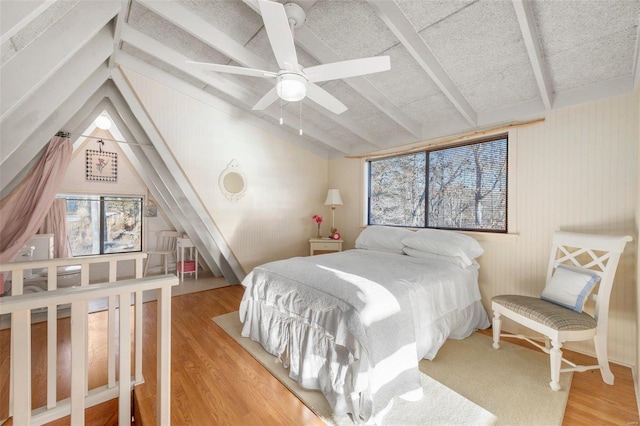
324,189,343,233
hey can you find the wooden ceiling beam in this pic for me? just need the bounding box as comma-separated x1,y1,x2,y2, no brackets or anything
369,0,477,127
512,0,554,110
0,0,119,120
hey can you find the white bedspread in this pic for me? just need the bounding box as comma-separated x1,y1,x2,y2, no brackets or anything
239,249,488,424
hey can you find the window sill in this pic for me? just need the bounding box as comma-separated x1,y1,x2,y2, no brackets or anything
460,231,518,243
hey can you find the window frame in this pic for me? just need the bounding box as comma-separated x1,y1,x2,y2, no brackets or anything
61,194,144,257
365,134,509,234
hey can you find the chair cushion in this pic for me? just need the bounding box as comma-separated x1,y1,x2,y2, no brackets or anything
492,295,597,331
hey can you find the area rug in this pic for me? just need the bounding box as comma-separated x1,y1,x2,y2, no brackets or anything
213,312,572,425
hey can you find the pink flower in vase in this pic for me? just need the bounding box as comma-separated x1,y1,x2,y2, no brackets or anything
312,214,324,238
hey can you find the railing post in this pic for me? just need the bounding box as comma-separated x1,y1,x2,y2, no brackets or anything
9,268,23,419
108,260,118,388
157,285,172,424
119,292,132,426
11,309,31,426
134,256,144,383
47,264,57,409
80,263,91,398
70,300,86,425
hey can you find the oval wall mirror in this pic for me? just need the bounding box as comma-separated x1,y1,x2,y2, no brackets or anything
219,159,247,201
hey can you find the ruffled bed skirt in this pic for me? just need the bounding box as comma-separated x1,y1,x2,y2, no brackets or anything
240,294,489,423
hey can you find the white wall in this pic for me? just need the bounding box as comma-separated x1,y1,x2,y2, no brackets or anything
331,90,639,366
59,129,146,196
124,70,329,273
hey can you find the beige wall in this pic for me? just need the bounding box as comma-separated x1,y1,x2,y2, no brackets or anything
331,90,639,366
59,129,147,196
125,70,329,273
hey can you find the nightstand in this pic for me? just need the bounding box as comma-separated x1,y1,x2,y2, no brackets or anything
176,237,198,282
309,238,343,255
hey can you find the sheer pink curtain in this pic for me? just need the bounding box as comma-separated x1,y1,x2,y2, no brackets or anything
0,135,72,264
39,199,70,258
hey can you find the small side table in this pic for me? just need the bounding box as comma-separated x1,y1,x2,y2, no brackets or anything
176,237,198,282
309,238,343,256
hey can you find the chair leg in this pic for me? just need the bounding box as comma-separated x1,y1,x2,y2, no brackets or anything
549,340,562,391
492,311,501,349
594,334,614,385
143,254,151,277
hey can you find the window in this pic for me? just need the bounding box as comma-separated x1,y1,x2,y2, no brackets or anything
63,195,143,256
368,135,507,232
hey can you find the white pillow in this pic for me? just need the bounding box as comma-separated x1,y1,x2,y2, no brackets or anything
355,226,415,254
401,229,484,267
540,265,600,313
403,247,474,269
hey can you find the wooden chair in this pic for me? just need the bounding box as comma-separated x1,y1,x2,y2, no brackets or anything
143,230,180,276
491,231,632,391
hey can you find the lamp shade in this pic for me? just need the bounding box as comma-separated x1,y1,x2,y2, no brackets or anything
324,189,343,206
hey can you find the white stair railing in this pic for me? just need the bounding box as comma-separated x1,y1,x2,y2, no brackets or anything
0,254,178,425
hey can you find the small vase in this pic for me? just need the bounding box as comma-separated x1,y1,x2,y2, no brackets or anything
317,224,322,239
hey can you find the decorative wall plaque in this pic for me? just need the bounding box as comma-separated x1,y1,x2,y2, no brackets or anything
86,149,118,182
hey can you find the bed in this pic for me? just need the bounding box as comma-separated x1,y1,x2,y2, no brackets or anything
239,226,490,424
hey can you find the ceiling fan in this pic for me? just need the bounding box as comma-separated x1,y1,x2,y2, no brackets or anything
187,0,390,115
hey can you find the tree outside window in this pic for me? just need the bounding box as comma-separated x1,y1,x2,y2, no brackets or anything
63,195,142,256
368,136,507,232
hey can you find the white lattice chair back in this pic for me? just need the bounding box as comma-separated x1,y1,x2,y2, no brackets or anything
491,231,632,391
545,232,630,335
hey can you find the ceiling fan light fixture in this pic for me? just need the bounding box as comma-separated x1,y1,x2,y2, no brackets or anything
276,73,307,102
94,113,112,130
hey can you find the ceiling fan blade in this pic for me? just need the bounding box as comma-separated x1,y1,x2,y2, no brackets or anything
186,61,277,78
305,56,391,83
252,87,279,111
258,0,298,70
306,83,347,115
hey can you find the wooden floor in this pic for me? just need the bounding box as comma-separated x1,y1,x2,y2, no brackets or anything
1,284,638,425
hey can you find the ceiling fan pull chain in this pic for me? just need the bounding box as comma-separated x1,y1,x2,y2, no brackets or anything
299,102,303,136
279,97,284,125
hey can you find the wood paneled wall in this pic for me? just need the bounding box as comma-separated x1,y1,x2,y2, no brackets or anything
488,91,637,365
333,90,638,366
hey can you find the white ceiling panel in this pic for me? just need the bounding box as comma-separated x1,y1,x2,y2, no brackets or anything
175,0,265,46
364,43,442,107
121,41,208,90
128,1,229,64
548,27,638,92
532,0,640,93
2,0,638,157
533,0,640,55
304,0,398,58
419,0,539,111
320,79,388,122
400,93,465,125
396,0,476,32
357,112,415,145
7,0,80,53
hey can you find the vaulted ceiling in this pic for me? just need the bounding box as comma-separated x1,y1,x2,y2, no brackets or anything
2,0,640,164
